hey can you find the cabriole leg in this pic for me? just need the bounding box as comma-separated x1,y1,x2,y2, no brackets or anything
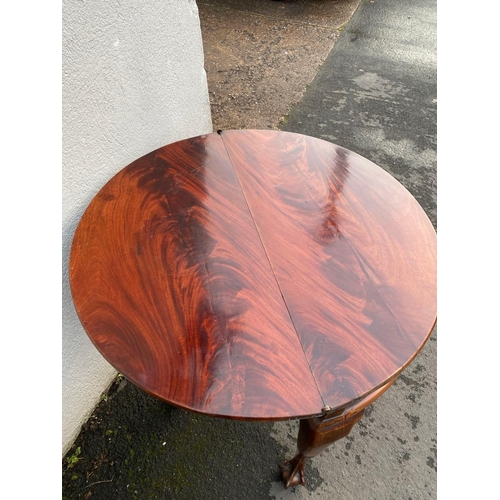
280,409,364,488
280,379,397,489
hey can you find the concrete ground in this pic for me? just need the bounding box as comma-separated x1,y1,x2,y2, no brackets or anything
62,0,437,498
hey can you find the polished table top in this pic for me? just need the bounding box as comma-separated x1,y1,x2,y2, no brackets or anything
70,130,436,421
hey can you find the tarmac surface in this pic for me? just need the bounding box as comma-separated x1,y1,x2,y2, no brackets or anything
62,1,437,498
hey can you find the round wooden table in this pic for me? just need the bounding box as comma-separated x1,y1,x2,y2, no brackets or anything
70,130,436,488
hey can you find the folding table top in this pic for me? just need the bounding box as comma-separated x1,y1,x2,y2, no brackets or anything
70,130,436,420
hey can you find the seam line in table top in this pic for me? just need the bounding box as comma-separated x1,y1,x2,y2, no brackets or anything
219,131,326,409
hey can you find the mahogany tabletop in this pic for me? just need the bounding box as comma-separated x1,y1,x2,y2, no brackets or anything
69,130,436,421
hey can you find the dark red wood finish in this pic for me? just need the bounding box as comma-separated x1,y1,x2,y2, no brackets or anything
70,133,323,419
223,130,436,410
70,130,436,422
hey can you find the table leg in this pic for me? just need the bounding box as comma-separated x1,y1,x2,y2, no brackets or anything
280,409,364,488
280,378,396,489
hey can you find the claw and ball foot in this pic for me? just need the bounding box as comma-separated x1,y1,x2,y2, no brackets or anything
280,380,396,489
280,409,364,488
280,453,307,488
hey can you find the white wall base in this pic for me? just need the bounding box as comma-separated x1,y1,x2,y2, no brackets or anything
62,0,212,455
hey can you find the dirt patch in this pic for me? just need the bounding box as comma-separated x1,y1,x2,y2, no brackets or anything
198,0,361,130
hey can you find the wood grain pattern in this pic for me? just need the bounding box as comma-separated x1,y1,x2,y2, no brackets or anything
222,130,436,410
70,133,324,419
69,130,436,420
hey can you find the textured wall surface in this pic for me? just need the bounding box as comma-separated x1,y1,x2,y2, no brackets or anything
62,0,212,455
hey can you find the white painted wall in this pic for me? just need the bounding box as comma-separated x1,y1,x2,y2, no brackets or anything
62,0,212,455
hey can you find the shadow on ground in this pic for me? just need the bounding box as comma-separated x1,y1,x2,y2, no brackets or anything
62,378,322,500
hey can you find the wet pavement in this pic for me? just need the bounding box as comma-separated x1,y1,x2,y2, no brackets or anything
63,0,437,498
